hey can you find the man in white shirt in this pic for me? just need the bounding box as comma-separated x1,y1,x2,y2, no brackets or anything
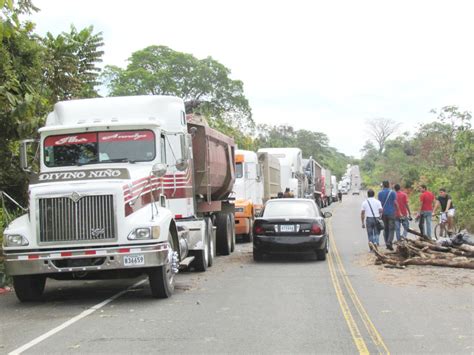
361,189,383,249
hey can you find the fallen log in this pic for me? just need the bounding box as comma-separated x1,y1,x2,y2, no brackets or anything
370,236,474,269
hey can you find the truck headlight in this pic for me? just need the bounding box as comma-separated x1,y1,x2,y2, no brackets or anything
128,228,151,240
5,234,29,246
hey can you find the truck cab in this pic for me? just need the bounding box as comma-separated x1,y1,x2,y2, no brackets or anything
233,150,263,242
3,96,235,301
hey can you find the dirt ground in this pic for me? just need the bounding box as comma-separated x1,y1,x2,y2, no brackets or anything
356,252,474,289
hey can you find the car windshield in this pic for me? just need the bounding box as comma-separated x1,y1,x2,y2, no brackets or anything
263,201,317,218
44,130,156,167
235,162,243,178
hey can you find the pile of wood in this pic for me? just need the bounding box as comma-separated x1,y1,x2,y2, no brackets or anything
370,229,474,270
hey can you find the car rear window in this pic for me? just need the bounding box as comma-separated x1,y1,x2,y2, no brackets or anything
263,201,317,218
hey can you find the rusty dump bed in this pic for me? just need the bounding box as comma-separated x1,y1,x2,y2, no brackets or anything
187,119,235,202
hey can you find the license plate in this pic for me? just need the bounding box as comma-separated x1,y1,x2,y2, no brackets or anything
280,225,295,232
124,254,145,266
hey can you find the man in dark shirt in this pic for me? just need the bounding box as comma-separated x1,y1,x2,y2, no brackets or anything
433,188,455,233
378,180,399,250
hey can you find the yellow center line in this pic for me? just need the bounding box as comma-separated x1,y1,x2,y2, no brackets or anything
327,243,370,354
328,203,390,354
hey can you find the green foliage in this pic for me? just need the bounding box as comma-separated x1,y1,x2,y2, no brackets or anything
101,45,253,132
0,1,105,203
43,25,104,101
360,106,473,231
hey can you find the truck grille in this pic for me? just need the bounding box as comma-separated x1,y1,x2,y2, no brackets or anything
38,195,116,243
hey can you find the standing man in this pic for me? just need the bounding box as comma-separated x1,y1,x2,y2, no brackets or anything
361,189,383,249
418,184,435,239
338,190,343,203
378,180,399,250
433,188,455,234
394,184,411,240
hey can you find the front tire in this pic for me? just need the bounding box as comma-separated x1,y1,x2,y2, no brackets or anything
148,231,175,298
13,275,46,302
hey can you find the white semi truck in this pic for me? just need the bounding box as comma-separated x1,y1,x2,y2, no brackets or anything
2,96,236,301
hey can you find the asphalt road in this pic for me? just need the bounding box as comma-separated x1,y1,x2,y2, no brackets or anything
1,187,473,353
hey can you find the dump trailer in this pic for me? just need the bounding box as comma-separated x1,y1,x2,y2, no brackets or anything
303,158,323,207
258,152,281,203
2,96,235,302
331,175,338,202
321,167,332,207
257,148,305,198
232,150,263,242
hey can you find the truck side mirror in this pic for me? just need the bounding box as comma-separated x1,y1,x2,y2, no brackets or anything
20,139,37,173
152,163,167,178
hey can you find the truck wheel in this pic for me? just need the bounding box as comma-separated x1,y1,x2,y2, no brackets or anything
206,217,214,267
243,218,254,243
148,232,175,298
216,213,232,255
193,218,212,271
229,213,236,252
13,275,46,302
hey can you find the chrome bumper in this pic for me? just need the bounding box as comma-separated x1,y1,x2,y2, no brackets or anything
4,243,170,276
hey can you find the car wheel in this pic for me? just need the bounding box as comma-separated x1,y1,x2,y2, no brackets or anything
316,249,326,261
253,249,264,262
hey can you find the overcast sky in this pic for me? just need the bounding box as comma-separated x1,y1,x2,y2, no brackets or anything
29,0,474,157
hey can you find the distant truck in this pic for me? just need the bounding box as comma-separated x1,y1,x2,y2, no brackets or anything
233,150,263,242
303,157,323,207
257,152,281,203
321,167,332,206
258,148,305,198
331,175,338,202
233,150,281,242
3,96,236,301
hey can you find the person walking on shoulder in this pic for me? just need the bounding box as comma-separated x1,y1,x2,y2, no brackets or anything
361,189,383,250
433,188,455,234
418,184,435,239
394,184,411,240
338,190,343,202
378,180,399,250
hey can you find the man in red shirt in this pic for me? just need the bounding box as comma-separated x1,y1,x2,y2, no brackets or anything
418,184,435,239
394,184,411,240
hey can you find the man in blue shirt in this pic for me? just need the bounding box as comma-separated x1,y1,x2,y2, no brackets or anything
378,180,399,250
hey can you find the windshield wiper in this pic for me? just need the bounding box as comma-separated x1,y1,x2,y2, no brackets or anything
103,158,136,164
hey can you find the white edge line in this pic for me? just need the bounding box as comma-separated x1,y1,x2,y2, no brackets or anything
8,279,148,355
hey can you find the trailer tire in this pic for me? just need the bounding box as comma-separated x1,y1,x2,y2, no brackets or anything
216,213,232,255
193,218,212,271
148,231,175,298
13,275,46,302
229,213,236,252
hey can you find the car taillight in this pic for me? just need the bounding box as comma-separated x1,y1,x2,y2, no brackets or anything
311,223,323,235
254,225,265,235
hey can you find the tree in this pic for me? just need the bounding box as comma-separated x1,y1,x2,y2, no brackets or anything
101,45,253,130
366,117,401,153
43,25,104,101
0,0,47,200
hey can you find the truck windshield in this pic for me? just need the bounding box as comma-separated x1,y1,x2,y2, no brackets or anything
44,130,156,167
236,162,243,178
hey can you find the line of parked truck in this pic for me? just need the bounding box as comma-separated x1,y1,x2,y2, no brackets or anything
2,95,342,302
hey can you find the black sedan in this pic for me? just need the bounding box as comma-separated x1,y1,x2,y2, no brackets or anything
253,198,332,261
